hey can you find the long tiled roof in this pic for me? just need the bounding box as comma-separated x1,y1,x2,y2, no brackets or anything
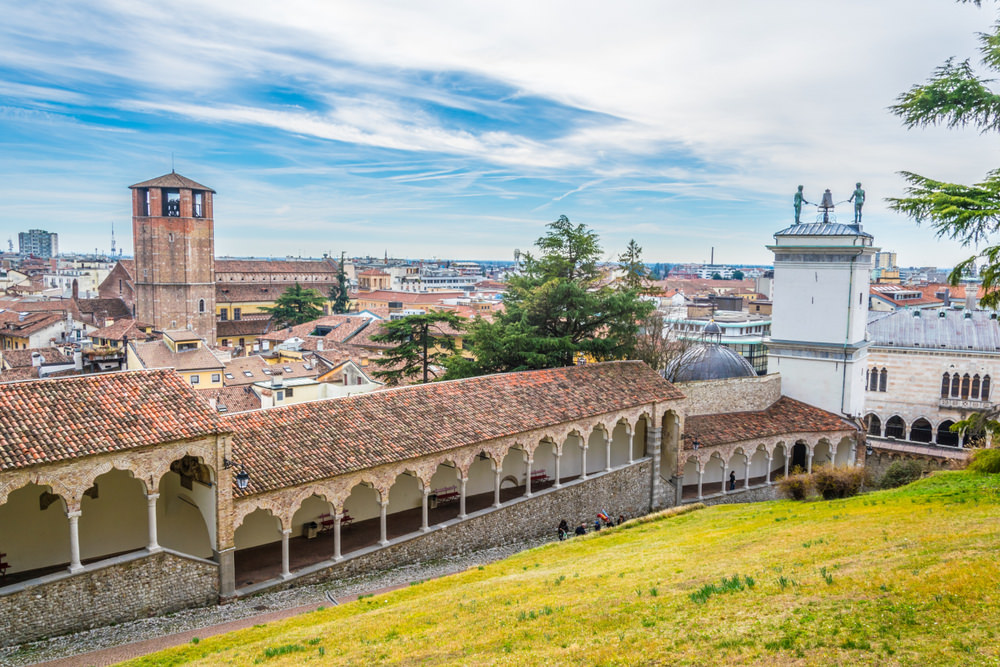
0,369,219,472
225,361,682,495
130,340,224,371
215,282,332,303
216,258,338,275
682,397,856,448
2,347,70,368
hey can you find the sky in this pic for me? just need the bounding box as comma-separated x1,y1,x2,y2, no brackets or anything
2,1,999,266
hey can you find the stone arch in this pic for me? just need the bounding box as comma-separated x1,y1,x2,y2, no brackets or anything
156,460,214,559
833,436,853,466
586,425,609,475
812,439,834,468
705,451,726,494
387,470,424,536
610,420,632,467
682,456,701,499
910,418,933,443
532,439,558,491
233,507,282,587
748,445,769,483
885,416,906,439
936,420,960,447
79,467,148,562
726,448,748,490
559,431,584,481
771,442,788,479
499,446,528,500
790,441,809,472
427,461,462,525
865,413,882,437
633,413,650,459
341,480,382,555
0,482,70,576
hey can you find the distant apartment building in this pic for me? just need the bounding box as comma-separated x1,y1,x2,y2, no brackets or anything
18,229,58,258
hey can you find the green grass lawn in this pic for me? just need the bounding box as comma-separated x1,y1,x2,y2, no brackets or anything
125,471,1000,666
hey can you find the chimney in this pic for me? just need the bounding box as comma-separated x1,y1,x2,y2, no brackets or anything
31,351,42,367
271,372,284,390
966,286,978,312
104,317,114,328
317,338,324,351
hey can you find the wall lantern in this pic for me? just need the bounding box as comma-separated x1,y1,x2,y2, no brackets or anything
224,457,251,490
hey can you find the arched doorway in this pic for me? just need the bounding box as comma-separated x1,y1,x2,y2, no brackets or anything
342,482,382,555
156,457,214,559
234,508,282,588
0,483,70,581
771,444,788,480
587,427,608,475
386,471,423,537
532,440,557,492
749,447,769,485
560,433,584,481
937,420,960,447
466,451,496,513
704,452,725,495
813,441,833,468
910,419,933,443
885,416,905,439
610,421,631,467
833,437,852,466
865,414,882,437
427,462,461,526
633,417,648,460
682,458,701,499
289,494,335,571
791,442,808,472
79,468,147,562
499,447,527,502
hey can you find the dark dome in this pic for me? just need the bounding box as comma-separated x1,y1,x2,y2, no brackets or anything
664,343,757,382
703,320,722,336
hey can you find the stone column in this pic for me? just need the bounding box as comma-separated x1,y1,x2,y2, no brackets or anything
146,492,160,552
722,462,729,495
459,476,468,518
807,449,814,474
67,510,83,573
379,500,389,546
744,456,751,489
280,528,292,579
648,426,663,509
697,469,704,501
421,489,430,531
333,513,343,561
627,431,635,465
217,547,236,598
554,449,562,488
604,433,612,472
766,456,773,485
581,444,589,480
784,453,790,478
525,457,533,497
493,468,502,508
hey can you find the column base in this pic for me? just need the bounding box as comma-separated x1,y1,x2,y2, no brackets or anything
68,564,85,574
281,572,293,580
147,545,162,553
379,540,389,547
420,525,430,533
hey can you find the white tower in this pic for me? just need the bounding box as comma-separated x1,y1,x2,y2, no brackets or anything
766,199,877,418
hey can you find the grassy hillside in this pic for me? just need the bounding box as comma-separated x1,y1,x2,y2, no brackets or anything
127,472,1000,666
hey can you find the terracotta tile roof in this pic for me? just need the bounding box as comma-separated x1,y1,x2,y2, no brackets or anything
259,315,369,346
130,340,224,372
217,318,272,338
129,171,215,192
0,369,220,472
682,396,857,448
215,258,338,276
88,318,153,342
75,297,131,320
2,347,70,368
0,367,40,383
225,361,682,495
341,320,395,349
355,290,466,305
0,311,63,337
215,282,332,303
197,385,262,414
222,355,318,386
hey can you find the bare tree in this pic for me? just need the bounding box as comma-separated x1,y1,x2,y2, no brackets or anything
633,309,698,379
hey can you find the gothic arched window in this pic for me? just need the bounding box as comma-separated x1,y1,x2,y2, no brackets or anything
961,373,971,399
941,373,951,398
198,299,206,313
951,373,961,398
972,374,981,400
983,375,991,401
879,368,888,392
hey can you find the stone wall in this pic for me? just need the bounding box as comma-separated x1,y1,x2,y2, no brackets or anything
286,462,652,589
863,449,955,482
695,483,781,507
678,374,782,416
0,550,218,647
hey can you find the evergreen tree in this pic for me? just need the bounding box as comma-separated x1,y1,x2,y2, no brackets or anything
370,312,466,385
888,1,1000,309
331,251,351,314
618,239,649,290
262,282,326,328
732,270,745,280
449,216,654,377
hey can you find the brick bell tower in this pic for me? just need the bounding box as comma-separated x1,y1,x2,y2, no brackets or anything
129,171,216,344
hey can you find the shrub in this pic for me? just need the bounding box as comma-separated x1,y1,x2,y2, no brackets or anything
813,466,869,499
968,447,1000,474
879,460,924,489
777,473,811,501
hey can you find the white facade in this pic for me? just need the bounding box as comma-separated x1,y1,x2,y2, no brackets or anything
767,222,877,418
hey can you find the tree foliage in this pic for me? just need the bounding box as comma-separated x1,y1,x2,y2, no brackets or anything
331,252,351,314
370,311,466,385
618,239,649,291
633,309,696,376
448,216,654,377
262,282,327,328
887,7,1000,309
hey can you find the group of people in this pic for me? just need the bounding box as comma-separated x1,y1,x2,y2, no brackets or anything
557,512,625,540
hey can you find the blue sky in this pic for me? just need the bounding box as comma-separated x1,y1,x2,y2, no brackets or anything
2,1,999,265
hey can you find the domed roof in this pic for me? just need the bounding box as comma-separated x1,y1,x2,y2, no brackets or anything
703,320,722,335
664,343,757,382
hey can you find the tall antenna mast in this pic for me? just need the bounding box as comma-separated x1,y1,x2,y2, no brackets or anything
110,222,116,257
